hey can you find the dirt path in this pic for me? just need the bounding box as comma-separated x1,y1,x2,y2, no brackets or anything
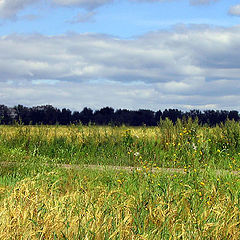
60,163,186,173
56,164,240,175
1,161,239,175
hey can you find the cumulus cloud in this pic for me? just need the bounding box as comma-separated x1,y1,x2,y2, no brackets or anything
0,80,159,110
2,78,240,111
229,4,240,16
1,25,240,109
1,25,240,85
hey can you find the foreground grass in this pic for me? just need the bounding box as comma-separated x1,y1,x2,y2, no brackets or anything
0,165,240,239
1,120,240,239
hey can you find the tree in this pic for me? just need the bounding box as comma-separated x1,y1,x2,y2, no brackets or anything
94,107,114,125
80,107,93,125
59,108,72,125
14,105,31,124
0,105,12,124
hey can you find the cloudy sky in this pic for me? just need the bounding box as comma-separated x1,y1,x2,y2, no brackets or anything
1,0,240,111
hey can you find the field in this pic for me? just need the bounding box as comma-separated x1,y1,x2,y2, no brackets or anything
1,119,240,239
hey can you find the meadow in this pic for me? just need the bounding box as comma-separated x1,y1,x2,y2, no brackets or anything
1,119,240,239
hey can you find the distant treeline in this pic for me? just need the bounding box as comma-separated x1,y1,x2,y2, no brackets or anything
0,104,239,126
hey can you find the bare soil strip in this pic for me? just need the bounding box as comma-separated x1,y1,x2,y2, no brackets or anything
1,161,240,175
60,164,186,173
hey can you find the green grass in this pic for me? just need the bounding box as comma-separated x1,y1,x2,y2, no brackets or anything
1,119,240,170
1,120,240,238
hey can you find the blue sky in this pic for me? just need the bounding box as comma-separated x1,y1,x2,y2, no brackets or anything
1,0,239,36
1,0,240,111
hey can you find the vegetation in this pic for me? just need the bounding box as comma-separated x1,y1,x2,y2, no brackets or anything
1,120,240,239
1,104,240,126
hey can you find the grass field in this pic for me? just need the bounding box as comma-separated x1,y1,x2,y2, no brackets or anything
1,119,240,239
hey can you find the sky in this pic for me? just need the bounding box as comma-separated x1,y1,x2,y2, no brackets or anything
1,0,240,111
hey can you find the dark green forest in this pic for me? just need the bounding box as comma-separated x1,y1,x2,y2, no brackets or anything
0,104,239,126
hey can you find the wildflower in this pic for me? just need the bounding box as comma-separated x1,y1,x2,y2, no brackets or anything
200,182,205,186
117,179,122,184
134,152,140,157
192,143,197,150
193,169,197,172
198,192,202,196
217,149,221,153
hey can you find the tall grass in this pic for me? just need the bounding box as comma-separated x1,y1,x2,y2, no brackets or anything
1,168,240,239
0,119,240,169
0,119,240,239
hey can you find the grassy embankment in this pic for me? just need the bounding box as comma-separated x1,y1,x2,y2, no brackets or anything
1,119,240,239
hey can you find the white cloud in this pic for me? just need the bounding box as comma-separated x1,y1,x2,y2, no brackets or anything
66,11,97,24
1,26,240,84
1,25,240,109
0,0,111,19
20,14,40,21
229,4,240,16
0,0,220,20
189,0,218,5
51,0,113,9
0,0,38,19
2,78,240,111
